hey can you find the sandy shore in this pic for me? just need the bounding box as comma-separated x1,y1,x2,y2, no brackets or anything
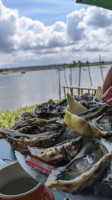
0,68,45,75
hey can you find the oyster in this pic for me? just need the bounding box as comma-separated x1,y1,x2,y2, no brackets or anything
14,123,64,135
28,136,84,165
82,104,109,121
14,125,46,135
12,111,64,135
20,112,37,120
20,112,57,125
80,105,112,135
78,104,105,119
89,106,112,133
11,120,28,130
45,138,112,193
34,99,66,120
74,93,103,109
0,127,65,154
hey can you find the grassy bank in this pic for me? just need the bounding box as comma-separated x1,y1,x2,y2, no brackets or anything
0,105,37,129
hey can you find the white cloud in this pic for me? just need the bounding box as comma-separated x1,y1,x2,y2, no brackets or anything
83,7,112,28
66,9,86,41
0,0,112,68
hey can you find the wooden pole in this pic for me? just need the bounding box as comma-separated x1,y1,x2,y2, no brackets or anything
58,67,61,99
88,64,92,86
78,66,81,95
99,54,104,82
64,65,68,94
70,64,72,85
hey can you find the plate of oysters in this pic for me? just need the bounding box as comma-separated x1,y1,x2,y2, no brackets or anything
1,92,112,199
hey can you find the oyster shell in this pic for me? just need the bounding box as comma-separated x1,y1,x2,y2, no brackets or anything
20,112,57,125
45,138,112,193
12,111,64,135
0,127,65,154
74,93,104,109
78,104,105,119
14,123,64,135
20,112,37,119
89,106,112,133
11,120,28,130
82,104,109,121
34,99,66,120
28,136,84,165
80,105,112,135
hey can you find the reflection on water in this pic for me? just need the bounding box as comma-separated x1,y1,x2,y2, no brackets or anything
0,65,110,111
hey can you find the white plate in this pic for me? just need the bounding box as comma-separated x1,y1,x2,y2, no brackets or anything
0,158,15,170
15,151,46,185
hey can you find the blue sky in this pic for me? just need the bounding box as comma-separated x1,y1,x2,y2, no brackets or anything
2,0,88,25
0,0,112,68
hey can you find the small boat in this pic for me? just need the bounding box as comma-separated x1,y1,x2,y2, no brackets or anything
21,71,26,74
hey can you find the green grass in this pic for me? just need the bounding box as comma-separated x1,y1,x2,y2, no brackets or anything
0,105,37,129
0,99,61,129
0,97,62,129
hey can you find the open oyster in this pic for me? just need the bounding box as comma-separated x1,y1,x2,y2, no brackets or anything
78,104,105,119
34,99,67,120
79,105,112,135
28,136,84,165
45,138,112,193
20,112,57,125
74,93,104,109
12,111,64,135
0,127,65,154
13,122,64,135
88,106,112,133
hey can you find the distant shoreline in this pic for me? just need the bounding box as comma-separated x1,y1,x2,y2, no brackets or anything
0,67,58,75
0,62,112,75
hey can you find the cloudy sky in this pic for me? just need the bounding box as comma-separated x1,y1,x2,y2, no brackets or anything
1,0,112,69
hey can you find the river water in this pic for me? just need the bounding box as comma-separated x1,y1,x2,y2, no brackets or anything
0,65,111,112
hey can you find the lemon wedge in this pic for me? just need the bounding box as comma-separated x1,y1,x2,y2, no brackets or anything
64,110,98,138
95,86,102,102
67,93,87,114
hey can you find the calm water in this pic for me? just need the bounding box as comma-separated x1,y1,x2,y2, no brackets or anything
0,65,111,112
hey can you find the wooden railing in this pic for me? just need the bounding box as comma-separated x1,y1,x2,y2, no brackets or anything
62,85,97,97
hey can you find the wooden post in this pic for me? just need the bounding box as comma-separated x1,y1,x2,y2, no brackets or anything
81,89,83,95
88,65,92,86
70,88,73,96
58,68,61,99
70,64,72,86
78,88,80,95
94,89,96,95
78,66,81,88
63,87,66,98
99,54,104,82
88,89,90,93
64,66,68,90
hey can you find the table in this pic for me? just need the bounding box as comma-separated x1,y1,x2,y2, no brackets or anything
0,139,64,200
1,139,111,200
0,139,16,160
